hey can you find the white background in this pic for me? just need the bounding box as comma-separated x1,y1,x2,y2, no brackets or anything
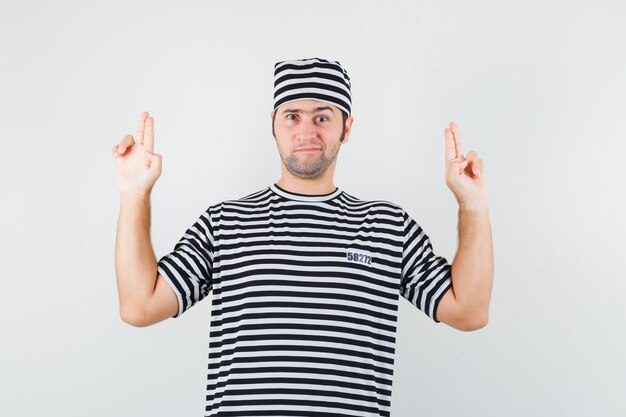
1,1,625,416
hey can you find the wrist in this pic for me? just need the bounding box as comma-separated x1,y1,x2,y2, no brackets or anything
120,191,151,203
458,202,489,212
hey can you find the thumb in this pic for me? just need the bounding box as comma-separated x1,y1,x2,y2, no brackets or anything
449,157,469,173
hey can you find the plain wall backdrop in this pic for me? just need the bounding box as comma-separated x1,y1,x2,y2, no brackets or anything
1,0,625,416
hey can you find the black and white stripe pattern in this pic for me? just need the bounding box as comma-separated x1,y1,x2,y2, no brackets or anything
273,57,352,116
157,183,452,417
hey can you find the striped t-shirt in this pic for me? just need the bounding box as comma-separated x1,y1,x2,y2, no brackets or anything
157,183,453,417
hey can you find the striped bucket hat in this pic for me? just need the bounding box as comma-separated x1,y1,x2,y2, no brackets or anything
273,57,352,116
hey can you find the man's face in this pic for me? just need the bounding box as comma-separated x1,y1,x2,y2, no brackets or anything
271,99,352,180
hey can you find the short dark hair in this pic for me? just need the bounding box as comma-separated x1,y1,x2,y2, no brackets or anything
272,109,348,142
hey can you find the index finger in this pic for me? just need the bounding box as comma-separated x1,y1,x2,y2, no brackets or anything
444,127,457,163
143,116,154,152
136,111,149,146
449,121,463,158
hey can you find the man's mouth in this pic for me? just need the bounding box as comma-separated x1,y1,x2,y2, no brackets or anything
295,146,322,152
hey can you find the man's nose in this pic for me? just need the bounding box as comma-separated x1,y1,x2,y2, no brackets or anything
295,119,318,140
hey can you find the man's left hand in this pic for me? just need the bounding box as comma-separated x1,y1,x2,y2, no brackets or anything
444,121,489,210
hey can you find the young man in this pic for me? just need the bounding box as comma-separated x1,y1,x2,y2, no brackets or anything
113,57,493,417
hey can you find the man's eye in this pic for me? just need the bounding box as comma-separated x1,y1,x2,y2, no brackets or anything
286,114,297,120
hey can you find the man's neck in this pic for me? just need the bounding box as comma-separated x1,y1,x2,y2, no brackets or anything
275,178,337,195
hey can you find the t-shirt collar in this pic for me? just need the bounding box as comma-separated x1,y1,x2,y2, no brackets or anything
269,182,342,202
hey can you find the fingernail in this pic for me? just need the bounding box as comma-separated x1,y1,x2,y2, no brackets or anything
118,146,125,153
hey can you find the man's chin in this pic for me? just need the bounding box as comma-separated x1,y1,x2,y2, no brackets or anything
286,165,327,179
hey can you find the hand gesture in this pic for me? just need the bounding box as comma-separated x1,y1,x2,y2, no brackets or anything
444,121,489,210
112,111,162,197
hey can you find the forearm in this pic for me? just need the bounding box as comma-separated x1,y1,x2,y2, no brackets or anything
115,192,158,321
450,206,494,323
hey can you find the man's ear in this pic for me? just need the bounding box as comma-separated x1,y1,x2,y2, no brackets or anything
270,111,274,120
347,115,354,130
343,115,354,144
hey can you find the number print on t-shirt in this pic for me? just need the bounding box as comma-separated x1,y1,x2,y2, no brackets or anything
345,249,373,266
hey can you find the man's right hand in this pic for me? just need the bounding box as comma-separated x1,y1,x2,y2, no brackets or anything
112,111,162,196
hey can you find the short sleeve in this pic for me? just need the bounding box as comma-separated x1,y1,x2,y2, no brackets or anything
157,208,214,318
399,209,453,323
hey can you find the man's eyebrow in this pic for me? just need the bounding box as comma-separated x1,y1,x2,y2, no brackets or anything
281,106,335,115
